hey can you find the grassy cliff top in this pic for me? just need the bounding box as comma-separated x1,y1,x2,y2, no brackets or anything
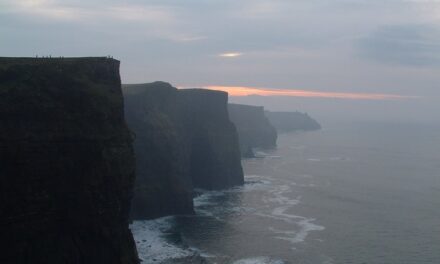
228,103,265,115
123,82,228,98
0,57,119,68
123,82,229,108
123,82,176,95
179,88,227,96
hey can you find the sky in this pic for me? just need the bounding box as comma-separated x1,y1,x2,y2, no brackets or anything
1,0,440,123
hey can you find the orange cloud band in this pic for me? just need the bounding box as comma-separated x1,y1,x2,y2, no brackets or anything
194,85,418,100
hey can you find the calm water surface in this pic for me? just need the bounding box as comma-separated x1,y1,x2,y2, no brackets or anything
131,121,440,264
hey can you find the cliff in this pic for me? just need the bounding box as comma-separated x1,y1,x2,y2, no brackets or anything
179,89,244,189
123,82,243,220
265,111,321,132
0,57,139,264
228,104,277,156
123,82,194,219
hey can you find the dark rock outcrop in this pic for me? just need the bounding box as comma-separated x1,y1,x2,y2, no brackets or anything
228,103,277,156
0,57,139,264
123,82,243,220
265,111,321,132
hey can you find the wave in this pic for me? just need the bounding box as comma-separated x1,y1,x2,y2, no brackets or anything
253,150,281,159
257,178,325,246
269,217,325,244
130,217,198,263
192,177,269,218
232,256,286,264
194,174,324,246
131,173,325,263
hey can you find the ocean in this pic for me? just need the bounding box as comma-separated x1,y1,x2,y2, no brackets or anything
130,121,440,264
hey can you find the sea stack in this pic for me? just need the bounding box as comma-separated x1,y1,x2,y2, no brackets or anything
0,57,139,264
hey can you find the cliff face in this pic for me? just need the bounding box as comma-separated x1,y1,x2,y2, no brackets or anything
265,111,321,132
228,103,277,156
179,89,244,190
123,82,194,219
0,57,138,264
123,82,244,219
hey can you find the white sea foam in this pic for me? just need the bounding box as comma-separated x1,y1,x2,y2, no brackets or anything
193,179,265,218
131,171,324,263
245,174,276,182
254,150,270,157
193,189,225,207
193,191,222,218
256,179,325,246
243,178,272,192
130,217,197,263
270,217,325,244
232,256,286,264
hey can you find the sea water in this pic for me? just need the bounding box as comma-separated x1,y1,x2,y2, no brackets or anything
131,121,440,264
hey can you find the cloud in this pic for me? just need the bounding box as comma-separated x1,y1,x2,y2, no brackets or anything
5,0,80,20
219,52,243,58
0,0,205,43
3,0,171,22
357,24,440,66
187,85,420,100
2,0,440,99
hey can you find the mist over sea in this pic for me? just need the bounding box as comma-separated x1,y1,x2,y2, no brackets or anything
131,121,440,264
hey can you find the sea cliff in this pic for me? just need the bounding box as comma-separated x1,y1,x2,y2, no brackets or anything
0,57,138,264
123,82,194,219
228,103,277,157
123,82,243,220
265,111,321,132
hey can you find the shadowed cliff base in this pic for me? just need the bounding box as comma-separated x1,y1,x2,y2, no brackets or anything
228,103,278,157
123,82,244,220
0,57,139,264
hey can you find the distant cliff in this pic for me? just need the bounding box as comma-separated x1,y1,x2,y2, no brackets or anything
123,82,243,220
228,104,277,157
0,57,139,264
265,111,321,132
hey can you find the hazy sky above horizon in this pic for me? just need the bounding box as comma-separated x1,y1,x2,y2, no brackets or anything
2,0,440,122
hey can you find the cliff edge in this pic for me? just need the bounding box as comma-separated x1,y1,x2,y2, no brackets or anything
0,57,138,264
